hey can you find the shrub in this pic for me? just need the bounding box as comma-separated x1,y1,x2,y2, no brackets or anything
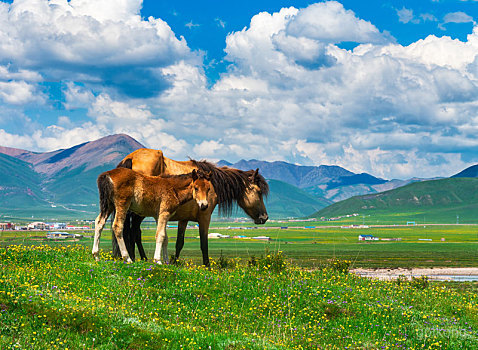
247,255,258,267
258,250,287,273
326,258,351,274
216,250,232,269
410,276,429,290
169,254,186,267
395,275,408,286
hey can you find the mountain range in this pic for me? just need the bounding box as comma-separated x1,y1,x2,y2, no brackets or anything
0,134,477,221
313,177,478,224
217,159,428,202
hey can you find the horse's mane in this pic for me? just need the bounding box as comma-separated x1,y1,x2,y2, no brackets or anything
159,173,194,180
191,160,269,216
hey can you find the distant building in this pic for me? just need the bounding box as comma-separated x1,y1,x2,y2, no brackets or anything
46,232,83,239
208,233,230,239
0,222,14,230
28,222,48,230
358,235,379,241
47,223,67,230
252,236,271,241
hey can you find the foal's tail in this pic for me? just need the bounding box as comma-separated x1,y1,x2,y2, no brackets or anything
97,172,114,217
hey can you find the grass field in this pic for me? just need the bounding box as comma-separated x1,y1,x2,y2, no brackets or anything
1,244,478,349
2,222,478,268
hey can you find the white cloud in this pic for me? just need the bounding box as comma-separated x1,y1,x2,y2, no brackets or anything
286,1,389,44
0,0,198,99
0,80,44,105
2,1,478,180
443,11,475,24
420,13,438,22
215,18,226,28
63,82,94,110
396,7,417,24
174,3,478,178
185,21,200,29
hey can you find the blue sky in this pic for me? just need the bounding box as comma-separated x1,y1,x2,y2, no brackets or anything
143,0,476,81
0,0,477,179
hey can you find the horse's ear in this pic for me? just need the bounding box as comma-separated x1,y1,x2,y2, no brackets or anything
248,168,259,183
253,168,260,182
206,171,212,180
192,169,198,181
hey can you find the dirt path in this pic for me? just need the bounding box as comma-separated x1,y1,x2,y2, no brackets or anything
351,267,478,280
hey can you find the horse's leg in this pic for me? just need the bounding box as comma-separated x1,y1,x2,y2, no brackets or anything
198,215,211,267
132,213,147,260
112,206,132,263
92,211,111,261
174,220,188,262
124,212,136,261
153,212,170,264
111,211,121,258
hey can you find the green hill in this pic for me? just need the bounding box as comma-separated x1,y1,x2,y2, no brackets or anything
265,179,332,218
312,178,478,224
0,153,47,208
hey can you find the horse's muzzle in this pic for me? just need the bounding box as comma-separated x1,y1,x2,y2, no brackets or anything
199,203,209,211
254,214,268,225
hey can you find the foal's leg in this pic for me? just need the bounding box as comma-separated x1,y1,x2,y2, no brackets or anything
174,220,188,262
92,211,111,261
132,214,147,260
153,212,170,264
112,205,133,263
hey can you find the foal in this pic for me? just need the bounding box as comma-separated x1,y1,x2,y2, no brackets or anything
92,168,212,263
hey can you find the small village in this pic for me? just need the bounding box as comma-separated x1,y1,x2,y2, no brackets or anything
0,221,90,231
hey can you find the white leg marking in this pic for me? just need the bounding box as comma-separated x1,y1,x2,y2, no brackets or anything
92,214,108,261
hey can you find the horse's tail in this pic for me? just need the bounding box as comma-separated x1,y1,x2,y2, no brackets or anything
97,172,114,217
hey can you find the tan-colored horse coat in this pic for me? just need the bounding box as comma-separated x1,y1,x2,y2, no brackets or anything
93,168,211,263
114,148,269,266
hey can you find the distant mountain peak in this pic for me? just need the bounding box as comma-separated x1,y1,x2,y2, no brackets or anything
0,133,144,177
220,159,356,188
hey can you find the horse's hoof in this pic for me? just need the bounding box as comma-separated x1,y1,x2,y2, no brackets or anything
92,253,100,261
154,259,162,265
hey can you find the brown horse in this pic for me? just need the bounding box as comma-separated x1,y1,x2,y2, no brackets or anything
113,149,269,266
92,168,212,263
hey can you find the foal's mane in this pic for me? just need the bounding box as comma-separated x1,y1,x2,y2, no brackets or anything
191,160,269,216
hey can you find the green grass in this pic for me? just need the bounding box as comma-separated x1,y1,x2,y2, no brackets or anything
2,223,478,268
1,244,478,349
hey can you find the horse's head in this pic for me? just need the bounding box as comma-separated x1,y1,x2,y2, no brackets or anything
191,169,213,211
237,169,269,224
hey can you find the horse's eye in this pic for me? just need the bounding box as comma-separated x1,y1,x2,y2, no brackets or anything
194,187,198,191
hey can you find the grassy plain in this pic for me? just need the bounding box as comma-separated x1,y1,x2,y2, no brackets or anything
2,221,478,268
1,244,478,349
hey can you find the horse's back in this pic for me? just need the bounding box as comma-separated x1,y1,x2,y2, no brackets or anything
117,148,164,176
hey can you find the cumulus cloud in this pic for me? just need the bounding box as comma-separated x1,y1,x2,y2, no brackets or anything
2,1,478,180
285,2,389,44
160,2,478,178
0,80,44,105
0,0,198,98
